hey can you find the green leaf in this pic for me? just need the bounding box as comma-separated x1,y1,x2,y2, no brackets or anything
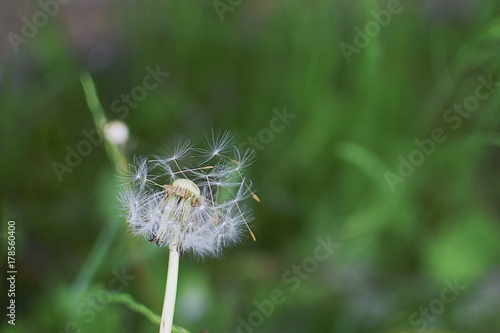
108,292,192,333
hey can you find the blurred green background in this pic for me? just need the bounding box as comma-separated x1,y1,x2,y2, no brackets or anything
1,0,500,332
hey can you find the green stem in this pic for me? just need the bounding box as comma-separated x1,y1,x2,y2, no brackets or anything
160,246,180,333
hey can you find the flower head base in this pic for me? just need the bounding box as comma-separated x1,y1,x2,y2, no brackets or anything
119,131,258,257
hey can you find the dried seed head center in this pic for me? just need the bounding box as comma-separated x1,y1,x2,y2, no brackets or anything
164,178,202,206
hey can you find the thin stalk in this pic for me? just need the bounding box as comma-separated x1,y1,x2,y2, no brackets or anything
160,246,180,333
71,72,129,301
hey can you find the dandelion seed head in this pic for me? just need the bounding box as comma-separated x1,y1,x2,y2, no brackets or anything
118,131,258,257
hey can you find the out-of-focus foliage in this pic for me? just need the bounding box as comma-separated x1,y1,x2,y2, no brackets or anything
1,0,500,332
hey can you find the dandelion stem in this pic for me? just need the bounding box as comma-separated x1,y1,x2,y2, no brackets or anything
160,246,180,333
